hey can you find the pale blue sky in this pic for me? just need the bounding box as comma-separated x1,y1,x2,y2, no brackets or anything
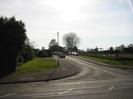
0,0,133,50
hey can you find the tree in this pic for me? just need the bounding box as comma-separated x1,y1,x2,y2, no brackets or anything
49,39,58,49
49,39,59,52
73,46,78,52
115,44,125,52
109,47,114,54
63,32,80,51
94,46,99,52
124,44,133,53
109,47,114,52
42,47,45,51
20,38,34,63
0,16,27,73
86,48,90,52
128,44,133,48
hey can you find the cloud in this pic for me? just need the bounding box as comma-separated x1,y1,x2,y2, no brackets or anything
128,0,133,12
0,0,133,49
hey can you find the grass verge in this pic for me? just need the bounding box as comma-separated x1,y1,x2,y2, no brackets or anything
0,58,58,83
79,56,133,69
16,57,57,74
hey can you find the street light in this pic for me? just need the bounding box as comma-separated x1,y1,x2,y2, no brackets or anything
57,32,60,66
46,33,60,82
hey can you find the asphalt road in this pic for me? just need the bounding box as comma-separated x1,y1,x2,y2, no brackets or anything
0,56,133,99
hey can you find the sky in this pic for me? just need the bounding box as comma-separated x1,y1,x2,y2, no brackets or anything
0,0,133,50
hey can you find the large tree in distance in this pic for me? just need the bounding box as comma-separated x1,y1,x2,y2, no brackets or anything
0,16,27,74
49,39,58,52
49,39,64,52
63,32,80,52
49,39,58,49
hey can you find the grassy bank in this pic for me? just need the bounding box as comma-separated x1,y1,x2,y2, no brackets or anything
79,55,133,68
16,57,58,74
0,58,57,82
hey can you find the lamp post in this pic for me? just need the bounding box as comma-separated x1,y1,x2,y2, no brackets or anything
57,32,59,66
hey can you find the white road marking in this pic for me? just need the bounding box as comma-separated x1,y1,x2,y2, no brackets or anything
25,85,133,98
33,84,109,93
32,90,110,98
58,89,73,95
108,86,114,91
0,93,16,98
55,78,131,85
23,85,109,97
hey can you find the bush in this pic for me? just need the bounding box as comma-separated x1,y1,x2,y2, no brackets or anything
0,16,27,73
37,50,52,57
20,45,34,63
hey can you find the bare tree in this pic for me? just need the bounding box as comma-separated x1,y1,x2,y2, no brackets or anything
63,32,80,51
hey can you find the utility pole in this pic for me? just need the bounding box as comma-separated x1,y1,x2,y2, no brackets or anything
57,32,60,66
46,32,60,81
46,33,60,82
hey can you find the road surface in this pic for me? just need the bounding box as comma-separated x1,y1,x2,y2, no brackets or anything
0,56,133,99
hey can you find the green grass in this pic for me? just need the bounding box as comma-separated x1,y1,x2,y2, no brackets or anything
16,57,57,74
79,56,133,68
0,58,58,82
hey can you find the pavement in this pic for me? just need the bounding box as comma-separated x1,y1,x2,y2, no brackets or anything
0,57,81,84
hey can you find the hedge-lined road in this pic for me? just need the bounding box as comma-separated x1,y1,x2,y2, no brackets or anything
0,56,133,99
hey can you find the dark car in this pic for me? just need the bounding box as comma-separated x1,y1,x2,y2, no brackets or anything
58,53,65,58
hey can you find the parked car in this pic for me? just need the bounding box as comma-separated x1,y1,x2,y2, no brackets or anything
58,53,65,58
